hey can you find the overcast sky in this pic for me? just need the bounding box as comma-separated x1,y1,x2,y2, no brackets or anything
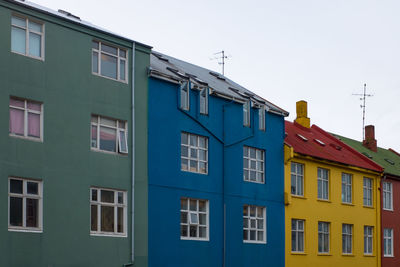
32,0,400,151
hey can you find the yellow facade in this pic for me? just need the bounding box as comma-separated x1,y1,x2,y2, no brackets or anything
284,146,381,267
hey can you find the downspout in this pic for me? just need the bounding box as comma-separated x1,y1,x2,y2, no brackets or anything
131,42,136,265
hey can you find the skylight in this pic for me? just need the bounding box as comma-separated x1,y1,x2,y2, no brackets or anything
362,152,373,159
384,158,395,165
296,134,308,142
314,139,325,146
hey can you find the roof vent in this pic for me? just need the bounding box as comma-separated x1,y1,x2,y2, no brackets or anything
58,9,81,20
384,158,395,165
296,134,308,142
362,152,373,159
329,143,342,150
314,139,326,146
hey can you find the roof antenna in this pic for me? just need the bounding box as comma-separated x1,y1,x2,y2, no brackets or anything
352,83,373,140
210,50,231,76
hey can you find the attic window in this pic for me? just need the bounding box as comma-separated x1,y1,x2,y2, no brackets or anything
384,158,395,165
314,139,325,146
296,134,308,142
362,152,373,159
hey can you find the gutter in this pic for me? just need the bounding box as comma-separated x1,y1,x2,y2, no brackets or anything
131,42,136,265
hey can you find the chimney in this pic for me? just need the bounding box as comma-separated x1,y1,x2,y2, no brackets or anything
363,125,377,152
295,100,310,128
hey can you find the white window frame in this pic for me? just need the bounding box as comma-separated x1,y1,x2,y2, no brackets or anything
364,226,373,255
90,187,127,237
181,132,208,174
383,182,393,211
258,105,265,131
91,115,128,154
92,40,128,83
291,162,304,196
180,198,209,241
180,81,190,110
8,177,43,232
318,221,330,253
291,219,305,252
243,205,266,244
342,224,353,254
363,177,373,207
317,168,329,200
11,15,45,60
243,146,265,184
243,100,251,127
199,87,208,115
384,228,394,257
9,97,43,142
341,173,352,204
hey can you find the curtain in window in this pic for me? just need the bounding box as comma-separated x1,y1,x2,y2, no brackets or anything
28,113,40,137
9,108,24,135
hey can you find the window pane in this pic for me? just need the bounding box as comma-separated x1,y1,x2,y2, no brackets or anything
101,206,114,232
119,49,126,58
91,189,98,201
27,102,41,111
10,104,26,135
100,117,116,127
180,198,188,210
91,205,97,231
101,190,114,203
101,43,118,55
27,182,38,195
9,197,23,226
92,41,99,49
28,113,40,137
100,126,116,152
120,60,126,81
101,53,117,79
29,33,41,57
28,21,42,32
12,16,26,27
26,198,38,227
199,226,207,238
10,179,23,194
11,27,26,54
199,200,206,212
181,159,188,171
117,192,124,204
117,207,124,233
92,51,99,73
119,130,128,153
181,133,188,144
181,146,188,157
190,200,197,211
181,225,188,237
181,212,188,223
91,125,97,148
190,225,197,237
199,214,206,225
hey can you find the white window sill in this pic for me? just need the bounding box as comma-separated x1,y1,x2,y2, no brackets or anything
243,240,267,244
90,232,127,238
91,148,128,156
12,50,44,61
8,227,42,233
243,180,265,185
92,72,127,84
180,237,209,242
384,255,394,257
383,208,394,212
10,134,42,142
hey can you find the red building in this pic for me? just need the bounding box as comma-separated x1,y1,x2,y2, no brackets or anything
334,125,400,267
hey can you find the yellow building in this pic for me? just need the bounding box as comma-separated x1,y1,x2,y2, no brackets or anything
284,101,383,267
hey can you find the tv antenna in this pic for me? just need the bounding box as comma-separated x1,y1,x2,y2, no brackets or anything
352,83,373,140
210,50,231,75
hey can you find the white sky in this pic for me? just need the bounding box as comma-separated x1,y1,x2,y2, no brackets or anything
32,0,400,151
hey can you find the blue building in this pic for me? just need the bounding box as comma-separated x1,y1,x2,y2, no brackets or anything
148,52,288,267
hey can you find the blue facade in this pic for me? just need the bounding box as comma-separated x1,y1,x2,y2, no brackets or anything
148,68,285,266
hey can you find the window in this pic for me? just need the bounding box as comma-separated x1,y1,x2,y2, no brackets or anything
341,173,352,204
383,182,393,211
291,219,304,252
180,198,208,240
9,97,42,140
291,162,304,196
342,224,353,254
243,100,250,127
243,146,265,183
199,87,208,115
318,222,330,253
180,81,189,110
8,178,42,231
11,16,44,59
364,226,373,255
243,205,266,243
384,228,393,257
259,105,265,131
181,132,208,174
363,178,373,207
92,41,127,82
91,115,128,154
317,168,329,200
90,188,126,236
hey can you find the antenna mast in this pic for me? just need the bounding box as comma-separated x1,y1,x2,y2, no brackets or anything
352,83,373,140
210,50,230,75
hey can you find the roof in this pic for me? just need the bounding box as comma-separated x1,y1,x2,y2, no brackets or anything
149,52,289,117
5,0,151,48
285,121,382,172
332,133,400,178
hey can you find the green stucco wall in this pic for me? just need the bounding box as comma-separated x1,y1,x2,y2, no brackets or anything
0,1,149,266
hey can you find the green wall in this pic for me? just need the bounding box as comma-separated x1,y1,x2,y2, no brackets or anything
0,1,150,266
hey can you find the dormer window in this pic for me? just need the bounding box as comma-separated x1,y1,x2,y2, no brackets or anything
259,105,265,131
243,100,250,127
199,87,208,115
180,81,189,110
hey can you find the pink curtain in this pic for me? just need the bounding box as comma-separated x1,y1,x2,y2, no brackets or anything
9,108,24,135
28,113,40,137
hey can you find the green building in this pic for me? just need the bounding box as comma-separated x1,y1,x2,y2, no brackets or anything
0,0,150,266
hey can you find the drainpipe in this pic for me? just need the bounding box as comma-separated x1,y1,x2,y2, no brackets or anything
131,42,136,265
